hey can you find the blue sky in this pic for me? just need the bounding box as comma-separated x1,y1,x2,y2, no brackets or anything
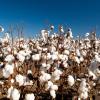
0,0,100,37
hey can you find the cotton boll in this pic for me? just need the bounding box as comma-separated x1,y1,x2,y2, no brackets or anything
45,81,53,91
19,50,27,57
80,56,84,62
76,49,80,57
94,68,100,77
50,25,54,30
63,61,68,68
3,64,14,78
80,91,88,99
85,33,90,37
78,79,89,99
25,93,35,100
17,53,25,62
67,75,75,86
88,70,97,80
63,50,70,55
50,90,56,99
0,62,4,68
75,56,80,64
11,88,20,100
0,26,4,32
39,71,51,83
95,54,100,62
41,30,49,42
27,70,32,74
63,55,68,61
15,74,26,86
51,68,62,81
0,81,4,85
59,26,64,33
51,54,58,61
51,84,58,91
32,54,41,61
5,54,15,63
11,79,15,84
7,86,13,98
42,63,47,68
46,64,51,70
47,53,51,60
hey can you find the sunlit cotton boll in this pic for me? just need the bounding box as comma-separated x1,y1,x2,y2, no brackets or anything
3,64,14,78
79,91,88,99
39,71,51,83
32,54,41,61
51,84,58,91
25,93,35,100
17,53,25,63
50,90,56,99
5,54,15,63
88,70,97,80
85,33,90,37
95,54,100,62
51,68,62,81
7,86,13,98
67,75,75,86
0,26,4,32
45,81,53,91
11,88,20,100
15,74,26,86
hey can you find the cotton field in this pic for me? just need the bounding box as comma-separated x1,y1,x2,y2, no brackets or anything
0,25,100,100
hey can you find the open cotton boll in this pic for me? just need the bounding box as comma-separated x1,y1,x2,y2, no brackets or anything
42,48,48,52
47,53,52,60
68,28,73,38
51,54,58,61
41,30,49,42
76,49,81,57
0,26,4,32
19,50,27,57
15,74,26,86
95,54,100,62
25,93,35,100
0,81,4,85
46,64,51,70
7,86,13,98
39,71,51,83
63,61,68,68
32,54,41,61
3,64,14,78
0,62,4,68
85,33,90,37
50,90,56,99
79,91,88,99
51,84,58,91
63,50,70,55
88,70,97,80
52,68,62,77
17,53,25,62
5,54,15,63
94,68,100,77
51,68,62,81
67,75,75,86
42,63,47,68
75,56,80,64
45,81,53,91
11,88,20,100
11,79,15,84
27,70,32,74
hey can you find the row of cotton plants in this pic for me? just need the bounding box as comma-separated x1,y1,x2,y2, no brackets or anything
0,25,99,100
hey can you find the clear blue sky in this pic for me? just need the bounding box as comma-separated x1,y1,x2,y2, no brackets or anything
0,0,100,37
